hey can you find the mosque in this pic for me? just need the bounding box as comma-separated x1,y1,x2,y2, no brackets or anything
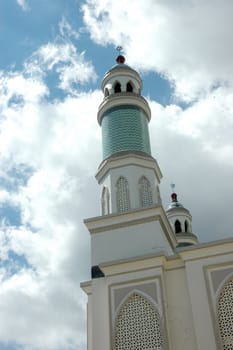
81,54,233,350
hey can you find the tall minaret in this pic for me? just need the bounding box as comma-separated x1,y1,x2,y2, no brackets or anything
96,53,161,215
84,53,177,275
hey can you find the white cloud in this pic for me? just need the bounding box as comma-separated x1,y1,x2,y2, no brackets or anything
59,17,80,40
148,95,233,241
24,41,97,95
16,0,29,11
0,268,87,350
82,0,233,101
0,35,101,350
0,88,100,348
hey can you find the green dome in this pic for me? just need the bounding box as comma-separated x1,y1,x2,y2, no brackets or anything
101,105,151,159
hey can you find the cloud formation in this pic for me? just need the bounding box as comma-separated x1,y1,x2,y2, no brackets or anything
24,41,97,95
16,0,29,11
0,33,101,349
82,0,233,101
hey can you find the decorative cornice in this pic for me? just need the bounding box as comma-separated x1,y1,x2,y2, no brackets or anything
177,237,233,261
84,204,177,249
80,281,92,295
96,152,163,184
97,94,151,124
166,207,191,217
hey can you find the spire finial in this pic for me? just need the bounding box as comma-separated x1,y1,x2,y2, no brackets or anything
116,46,125,64
170,183,176,191
116,46,123,53
170,183,178,202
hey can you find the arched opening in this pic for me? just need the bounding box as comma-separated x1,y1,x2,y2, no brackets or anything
101,186,110,215
126,82,133,92
116,176,130,213
114,82,121,93
139,176,153,208
185,220,189,232
115,293,163,350
104,88,109,97
217,277,233,349
175,220,182,233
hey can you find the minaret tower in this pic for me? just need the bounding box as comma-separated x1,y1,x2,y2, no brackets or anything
97,53,161,214
166,185,198,247
84,54,177,277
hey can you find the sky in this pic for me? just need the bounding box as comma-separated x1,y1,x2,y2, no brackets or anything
0,0,233,349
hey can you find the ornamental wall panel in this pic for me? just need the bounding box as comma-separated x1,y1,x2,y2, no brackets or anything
205,263,233,349
110,278,169,350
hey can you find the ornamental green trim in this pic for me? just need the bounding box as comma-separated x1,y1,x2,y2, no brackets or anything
101,105,151,159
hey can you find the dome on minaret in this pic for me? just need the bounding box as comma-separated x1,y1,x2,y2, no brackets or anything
167,192,184,209
166,188,198,247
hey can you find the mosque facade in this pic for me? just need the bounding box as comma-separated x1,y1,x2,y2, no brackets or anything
81,55,233,350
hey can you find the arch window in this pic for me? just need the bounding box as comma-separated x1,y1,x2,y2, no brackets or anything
104,88,109,97
217,278,233,349
139,176,153,208
115,293,163,350
175,220,182,233
101,186,110,215
116,176,130,213
184,220,189,232
126,82,133,92
114,82,121,93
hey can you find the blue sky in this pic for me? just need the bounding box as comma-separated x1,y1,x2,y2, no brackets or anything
0,1,233,350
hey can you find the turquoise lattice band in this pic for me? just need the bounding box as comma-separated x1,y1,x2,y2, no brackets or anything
101,105,151,159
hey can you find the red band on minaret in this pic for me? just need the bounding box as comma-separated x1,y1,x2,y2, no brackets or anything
171,193,178,202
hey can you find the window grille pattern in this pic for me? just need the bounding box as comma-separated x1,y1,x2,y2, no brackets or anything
101,106,151,159
139,176,153,208
217,278,233,349
115,293,163,350
116,177,130,213
101,186,110,215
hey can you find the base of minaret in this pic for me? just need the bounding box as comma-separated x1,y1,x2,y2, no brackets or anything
84,204,177,268
96,152,163,215
176,232,199,247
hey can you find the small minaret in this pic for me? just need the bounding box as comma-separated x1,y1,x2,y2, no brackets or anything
166,185,198,247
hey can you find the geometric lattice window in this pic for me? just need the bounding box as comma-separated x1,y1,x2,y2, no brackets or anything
101,186,110,215
217,278,233,349
115,293,163,350
139,176,153,208
116,176,130,213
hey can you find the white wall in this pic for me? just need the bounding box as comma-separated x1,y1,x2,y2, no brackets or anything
91,219,173,266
